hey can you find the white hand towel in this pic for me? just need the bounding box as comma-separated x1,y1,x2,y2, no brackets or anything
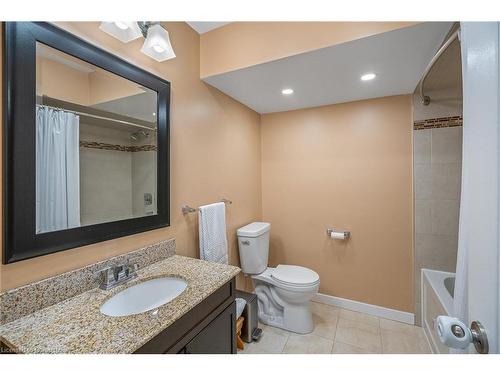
198,202,228,264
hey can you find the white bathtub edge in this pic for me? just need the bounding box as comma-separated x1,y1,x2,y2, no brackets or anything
421,268,455,315
312,293,415,324
421,268,456,354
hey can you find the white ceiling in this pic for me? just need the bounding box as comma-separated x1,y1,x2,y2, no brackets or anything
92,91,158,124
187,22,231,34
37,43,95,73
203,22,453,114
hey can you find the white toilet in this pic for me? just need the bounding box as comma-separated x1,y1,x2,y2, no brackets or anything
237,222,320,334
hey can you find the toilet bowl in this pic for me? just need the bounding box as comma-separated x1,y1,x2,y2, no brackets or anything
237,222,320,334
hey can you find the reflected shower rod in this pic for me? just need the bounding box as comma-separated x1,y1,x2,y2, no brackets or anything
36,104,157,131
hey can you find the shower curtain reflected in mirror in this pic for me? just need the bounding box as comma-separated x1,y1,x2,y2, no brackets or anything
35,106,81,233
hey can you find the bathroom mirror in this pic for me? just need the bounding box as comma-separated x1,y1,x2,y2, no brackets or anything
35,43,159,233
3,22,170,263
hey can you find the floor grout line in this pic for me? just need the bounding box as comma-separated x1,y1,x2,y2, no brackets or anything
331,313,341,353
380,329,385,354
251,304,428,354
281,331,290,353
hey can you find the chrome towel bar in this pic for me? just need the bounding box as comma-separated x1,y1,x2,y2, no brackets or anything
182,198,232,214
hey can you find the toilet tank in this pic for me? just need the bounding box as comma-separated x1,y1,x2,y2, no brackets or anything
237,222,270,275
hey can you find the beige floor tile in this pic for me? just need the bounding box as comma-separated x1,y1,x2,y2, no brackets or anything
379,318,426,339
339,308,380,327
332,341,379,354
311,311,338,340
239,344,275,354
335,318,382,353
283,333,333,354
311,302,340,317
263,324,292,338
240,324,289,354
381,329,431,354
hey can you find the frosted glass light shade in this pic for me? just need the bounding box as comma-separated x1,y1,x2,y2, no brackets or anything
99,22,142,43
141,24,176,62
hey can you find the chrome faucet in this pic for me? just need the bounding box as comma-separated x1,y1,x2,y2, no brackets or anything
96,260,138,290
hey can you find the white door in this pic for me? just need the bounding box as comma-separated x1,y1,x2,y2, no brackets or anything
462,21,500,355
440,22,500,354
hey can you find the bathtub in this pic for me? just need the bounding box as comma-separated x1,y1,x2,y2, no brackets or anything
421,269,455,354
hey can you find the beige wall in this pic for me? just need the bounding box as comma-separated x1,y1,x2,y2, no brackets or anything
37,56,91,105
0,22,262,291
37,51,146,106
88,69,145,106
261,95,414,312
1,23,416,314
200,22,419,78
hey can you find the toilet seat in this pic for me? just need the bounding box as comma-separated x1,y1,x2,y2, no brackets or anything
271,265,320,287
251,265,320,293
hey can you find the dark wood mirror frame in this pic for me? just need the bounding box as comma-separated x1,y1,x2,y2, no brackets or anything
3,22,170,264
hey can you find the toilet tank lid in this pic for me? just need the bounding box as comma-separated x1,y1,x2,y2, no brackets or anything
237,222,270,237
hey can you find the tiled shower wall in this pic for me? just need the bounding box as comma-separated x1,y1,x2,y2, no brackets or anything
413,119,462,325
80,123,157,226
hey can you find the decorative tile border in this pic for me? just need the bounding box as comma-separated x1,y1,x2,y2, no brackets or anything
0,239,175,325
414,116,463,130
80,141,157,152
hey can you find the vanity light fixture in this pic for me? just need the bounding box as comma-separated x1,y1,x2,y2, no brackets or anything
281,88,294,95
114,22,129,30
99,22,143,43
360,73,376,81
140,24,176,62
99,21,176,62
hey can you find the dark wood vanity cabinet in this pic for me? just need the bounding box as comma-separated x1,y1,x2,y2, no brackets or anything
183,302,236,354
135,277,237,354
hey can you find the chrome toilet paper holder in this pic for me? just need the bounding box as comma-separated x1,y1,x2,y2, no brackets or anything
326,228,351,239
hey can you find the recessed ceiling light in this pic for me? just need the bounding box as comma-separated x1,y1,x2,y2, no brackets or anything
361,73,376,81
281,88,294,95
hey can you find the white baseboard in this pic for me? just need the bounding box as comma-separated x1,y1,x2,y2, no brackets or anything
312,293,415,325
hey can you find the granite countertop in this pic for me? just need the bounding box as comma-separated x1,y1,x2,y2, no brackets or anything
0,255,240,353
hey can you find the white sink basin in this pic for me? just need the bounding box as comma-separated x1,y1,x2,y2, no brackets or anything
100,277,187,317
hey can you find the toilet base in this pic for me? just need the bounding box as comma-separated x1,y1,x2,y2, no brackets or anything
283,303,314,334
259,305,314,334
254,282,315,334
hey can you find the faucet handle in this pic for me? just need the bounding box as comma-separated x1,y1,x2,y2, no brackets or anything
125,261,139,276
95,266,115,283
114,260,139,278
125,257,139,271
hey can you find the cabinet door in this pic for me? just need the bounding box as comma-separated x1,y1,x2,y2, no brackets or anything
184,301,236,354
